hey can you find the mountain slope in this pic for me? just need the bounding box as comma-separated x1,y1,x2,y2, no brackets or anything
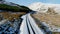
30,2,60,32
0,1,31,13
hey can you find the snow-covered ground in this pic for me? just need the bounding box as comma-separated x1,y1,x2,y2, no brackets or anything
0,19,8,25
41,22,60,32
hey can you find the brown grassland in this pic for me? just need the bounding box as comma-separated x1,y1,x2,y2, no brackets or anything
0,12,26,21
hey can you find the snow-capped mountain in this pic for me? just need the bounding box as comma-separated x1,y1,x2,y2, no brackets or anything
28,2,60,14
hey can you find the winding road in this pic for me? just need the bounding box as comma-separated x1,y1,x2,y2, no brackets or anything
20,13,44,34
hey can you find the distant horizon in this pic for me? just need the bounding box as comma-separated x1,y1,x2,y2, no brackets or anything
6,0,60,6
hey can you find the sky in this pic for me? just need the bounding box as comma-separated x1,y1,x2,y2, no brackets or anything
5,0,60,6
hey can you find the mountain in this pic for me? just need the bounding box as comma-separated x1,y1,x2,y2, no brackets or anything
28,2,60,14
0,0,18,6
0,0,31,13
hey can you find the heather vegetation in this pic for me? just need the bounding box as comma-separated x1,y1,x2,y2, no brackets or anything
0,4,31,13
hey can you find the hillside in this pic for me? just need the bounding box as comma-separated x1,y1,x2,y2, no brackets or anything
29,2,60,32
0,4,31,13
0,1,31,21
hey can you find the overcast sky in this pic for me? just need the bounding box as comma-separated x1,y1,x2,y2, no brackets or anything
6,0,60,6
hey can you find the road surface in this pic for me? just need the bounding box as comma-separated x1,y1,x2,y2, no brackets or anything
20,13,44,34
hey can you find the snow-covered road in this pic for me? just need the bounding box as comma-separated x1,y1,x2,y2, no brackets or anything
20,13,44,34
